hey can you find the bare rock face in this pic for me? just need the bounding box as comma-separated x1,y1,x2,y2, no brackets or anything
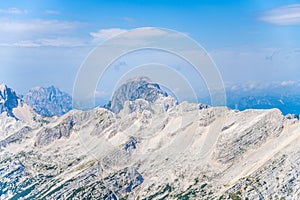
107,77,168,113
90,109,116,136
35,108,117,146
119,95,177,116
224,154,300,199
0,84,19,118
63,166,143,200
35,115,75,146
23,86,72,117
0,126,32,148
102,137,137,170
0,84,36,123
213,109,284,164
120,99,152,115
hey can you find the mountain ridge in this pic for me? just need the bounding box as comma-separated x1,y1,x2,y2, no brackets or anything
0,83,35,122
1,78,300,199
23,85,72,117
105,76,169,113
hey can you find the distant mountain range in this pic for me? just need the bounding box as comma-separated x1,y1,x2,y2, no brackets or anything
1,81,300,119
224,82,300,115
105,79,300,116
0,84,72,119
1,78,300,199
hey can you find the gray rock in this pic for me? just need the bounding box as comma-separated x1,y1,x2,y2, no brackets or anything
24,85,72,117
107,77,167,113
213,109,284,163
0,126,32,148
0,84,19,118
35,115,74,146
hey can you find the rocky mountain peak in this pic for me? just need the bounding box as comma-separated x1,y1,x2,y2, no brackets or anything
108,76,168,113
24,85,72,117
0,83,7,93
0,84,19,118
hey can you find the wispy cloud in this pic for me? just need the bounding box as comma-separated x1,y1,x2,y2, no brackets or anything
0,19,86,47
0,19,81,34
280,80,295,86
259,4,300,25
45,10,60,15
90,27,180,47
0,8,29,14
122,27,169,38
90,28,127,42
0,37,87,47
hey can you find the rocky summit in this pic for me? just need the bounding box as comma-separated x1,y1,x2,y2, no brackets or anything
106,76,168,113
1,79,300,199
0,84,35,122
23,85,72,117
0,84,19,118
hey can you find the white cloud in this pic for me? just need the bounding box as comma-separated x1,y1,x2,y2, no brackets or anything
90,28,173,42
36,38,85,47
0,8,29,14
94,89,109,98
259,4,300,25
89,27,183,48
281,80,295,86
0,19,81,34
122,27,168,38
90,28,127,42
0,37,87,47
0,19,86,47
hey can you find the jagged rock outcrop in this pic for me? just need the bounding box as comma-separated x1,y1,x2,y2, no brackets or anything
213,109,284,163
35,115,75,146
0,84,20,118
0,84,35,122
23,85,72,117
107,77,168,113
0,126,32,148
102,137,137,169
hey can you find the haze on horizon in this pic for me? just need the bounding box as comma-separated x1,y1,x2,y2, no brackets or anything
0,0,300,101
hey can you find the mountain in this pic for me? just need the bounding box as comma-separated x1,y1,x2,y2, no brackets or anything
0,84,35,122
226,94,300,115
0,84,19,118
1,79,300,199
23,85,72,117
106,76,168,113
224,82,300,115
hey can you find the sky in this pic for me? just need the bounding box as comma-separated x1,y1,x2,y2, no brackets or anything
0,0,300,101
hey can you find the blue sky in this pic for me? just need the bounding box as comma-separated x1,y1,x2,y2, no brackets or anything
0,0,300,99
